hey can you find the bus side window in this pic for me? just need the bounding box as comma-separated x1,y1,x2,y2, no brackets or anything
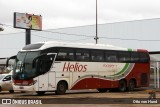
119,52,130,62
139,53,149,63
56,52,67,61
56,49,75,61
76,49,90,61
91,50,104,62
105,51,118,62
131,52,139,63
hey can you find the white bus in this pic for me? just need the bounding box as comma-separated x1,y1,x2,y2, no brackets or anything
12,41,150,95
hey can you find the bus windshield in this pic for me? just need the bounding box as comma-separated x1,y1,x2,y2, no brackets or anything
13,51,40,80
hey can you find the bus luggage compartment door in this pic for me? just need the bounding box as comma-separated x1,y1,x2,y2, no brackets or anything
48,71,56,90
38,73,48,91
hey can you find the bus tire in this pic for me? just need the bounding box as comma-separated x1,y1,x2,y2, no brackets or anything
97,88,107,92
118,80,127,92
9,90,14,93
36,91,45,95
55,81,67,95
128,79,136,91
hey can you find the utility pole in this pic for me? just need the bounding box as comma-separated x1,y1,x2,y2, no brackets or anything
26,29,31,45
94,0,99,44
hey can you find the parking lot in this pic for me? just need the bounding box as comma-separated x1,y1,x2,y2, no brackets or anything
0,88,160,107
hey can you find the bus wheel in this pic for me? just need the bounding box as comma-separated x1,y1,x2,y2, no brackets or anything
36,91,45,95
55,81,67,95
128,79,136,91
9,90,14,93
118,80,127,92
97,88,107,92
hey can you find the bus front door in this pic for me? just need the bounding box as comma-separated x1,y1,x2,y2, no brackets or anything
37,53,57,91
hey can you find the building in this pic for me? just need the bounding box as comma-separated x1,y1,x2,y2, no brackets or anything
0,58,14,74
149,52,160,89
2,18,160,57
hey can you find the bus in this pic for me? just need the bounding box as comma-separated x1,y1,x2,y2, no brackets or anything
12,41,150,95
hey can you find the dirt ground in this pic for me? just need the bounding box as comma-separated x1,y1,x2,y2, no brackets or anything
0,88,159,107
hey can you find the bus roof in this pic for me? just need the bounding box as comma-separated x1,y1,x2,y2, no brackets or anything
21,41,142,52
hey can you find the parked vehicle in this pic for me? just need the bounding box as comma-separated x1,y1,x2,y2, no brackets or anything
0,73,14,93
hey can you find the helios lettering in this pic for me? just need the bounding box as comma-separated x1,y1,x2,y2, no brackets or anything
63,62,87,72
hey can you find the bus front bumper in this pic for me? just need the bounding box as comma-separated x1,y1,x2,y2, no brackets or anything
13,85,36,92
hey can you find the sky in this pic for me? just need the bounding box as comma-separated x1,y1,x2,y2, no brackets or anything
1,0,160,57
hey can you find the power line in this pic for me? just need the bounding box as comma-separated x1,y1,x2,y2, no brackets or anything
38,30,160,42
1,23,160,42
1,23,94,37
101,36,160,42
0,32,25,35
32,34,93,42
74,38,93,42
1,23,93,41
2,30,160,42
40,30,94,38
32,34,62,40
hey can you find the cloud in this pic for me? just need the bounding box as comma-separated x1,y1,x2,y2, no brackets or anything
1,0,160,29
1,0,160,57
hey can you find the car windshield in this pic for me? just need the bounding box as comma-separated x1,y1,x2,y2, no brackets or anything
13,51,40,80
0,75,5,80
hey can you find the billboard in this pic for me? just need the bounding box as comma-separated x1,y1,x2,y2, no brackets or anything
14,12,42,30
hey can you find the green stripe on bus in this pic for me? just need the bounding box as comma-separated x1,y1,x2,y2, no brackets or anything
128,48,132,51
109,63,129,77
109,49,132,77
113,63,129,76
